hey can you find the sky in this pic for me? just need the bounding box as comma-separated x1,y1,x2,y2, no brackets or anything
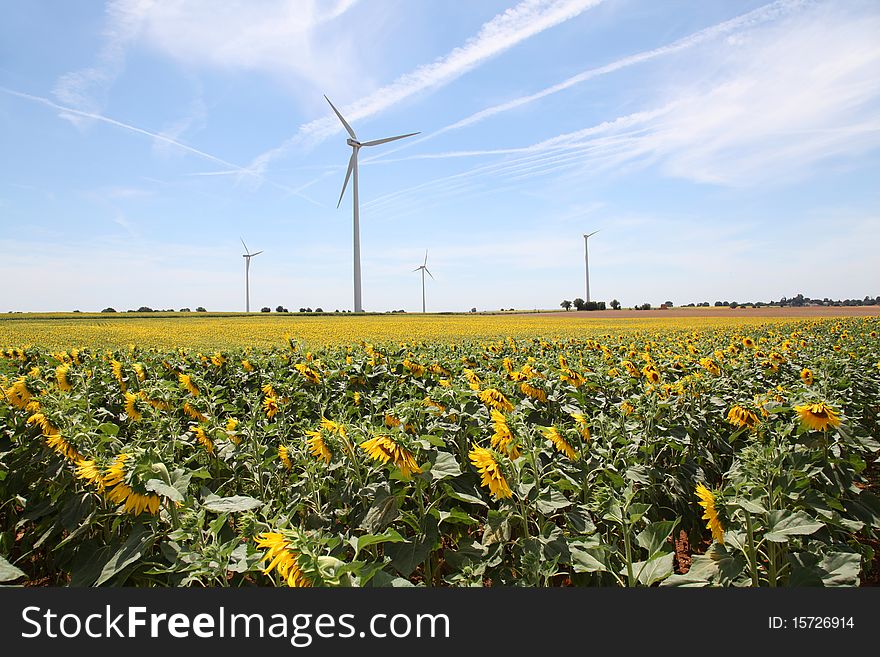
1,0,878,313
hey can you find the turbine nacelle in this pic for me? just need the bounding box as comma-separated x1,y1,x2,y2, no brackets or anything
346,138,361,148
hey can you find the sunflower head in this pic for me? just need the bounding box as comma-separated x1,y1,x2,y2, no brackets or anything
794,401,841,432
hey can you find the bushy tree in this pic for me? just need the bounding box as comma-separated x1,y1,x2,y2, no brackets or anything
560,300,572,311
610,299,620,310
573,298,586,310
261,307,271,313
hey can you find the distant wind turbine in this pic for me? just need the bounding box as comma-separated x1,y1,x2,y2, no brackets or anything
241,238,263,313
325,95,419,312
583,230,599,303
413,250,434,313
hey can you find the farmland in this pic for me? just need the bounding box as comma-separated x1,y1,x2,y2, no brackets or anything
1,313,879,586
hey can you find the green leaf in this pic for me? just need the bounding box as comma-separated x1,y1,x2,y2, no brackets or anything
429,451,462,482
0,555,26,583
765,510,824,542
535,489,571,515
97,422,119,436
569,545,607,573
352,529,407,556
442,485,487,507
789,551,861,587
636,519,679,558
202,495,263,513
95,526,155,586
360,492,399,533
735,498,767,515
633,552,675,586
145,479,184,503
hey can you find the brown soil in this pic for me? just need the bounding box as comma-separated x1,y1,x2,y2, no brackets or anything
516,306,880,319
673,530,691,575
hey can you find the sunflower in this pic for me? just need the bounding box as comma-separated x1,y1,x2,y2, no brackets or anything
742,337,755,348
643,366,661,384
543,426,578,460
110,359,126,391
124,391,143,421
255,532,310,588
360,435,421,479
571,413,591,441
320,416,346,437
695,483,724,544
726,404,760,430
469,445,513,500
241,359,255,372
307,432,332,464
294,363,321,385
463,368,482,391
192,425,214,454
182,401,208,422
622,360,640,378
620,400,635,416
422,396,446,413
699,357,721,376
55,364,72,392
75,458,105,492
520,381,547,402
178,373,200,396
794,401,841,431
102,454,160,516
800,368,813,385
402,359,426,377
479,388,514,412
263,395,280,419
278,445,293,470
490,409,520,459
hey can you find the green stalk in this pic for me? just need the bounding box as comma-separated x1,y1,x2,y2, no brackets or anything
744,511,759,587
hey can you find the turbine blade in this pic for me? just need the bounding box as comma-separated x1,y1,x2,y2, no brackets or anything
424,249,428,266
425,268,434,279
337,151,356,208
360,132,420,148
586,229,600,238
251,251,264,256
324,95,357,140
413,267,421,272
240,237,250,254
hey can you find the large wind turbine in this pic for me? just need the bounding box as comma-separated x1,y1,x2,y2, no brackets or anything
325,95,419,313
583,230,599,303
413,250,434,313
241,238,263,313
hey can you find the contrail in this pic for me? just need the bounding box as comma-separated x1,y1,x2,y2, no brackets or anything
362,0,806,164
0,86,323,206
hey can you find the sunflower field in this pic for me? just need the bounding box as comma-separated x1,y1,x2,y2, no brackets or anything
1,316,878,587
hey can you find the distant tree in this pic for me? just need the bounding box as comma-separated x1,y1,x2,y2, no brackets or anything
597,301,606,310
73,309,81,313
196,307,207,312
610,299,621,310
261,307,271,313
315,307,323,313
729,301,739,308
639,302,652,310
560,300,572,311
180,307,191,312
137,306,154,313
714,301,723,307
471,307,477,313
664,300,673,308
573,298,586,311
584,301,598,311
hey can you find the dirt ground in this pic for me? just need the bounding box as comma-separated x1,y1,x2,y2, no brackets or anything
518,306,880,319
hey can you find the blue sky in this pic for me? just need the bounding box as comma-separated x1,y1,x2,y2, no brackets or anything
1,0,878,313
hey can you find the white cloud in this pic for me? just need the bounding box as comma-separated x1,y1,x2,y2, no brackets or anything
53,0,155,124
247,0,604,176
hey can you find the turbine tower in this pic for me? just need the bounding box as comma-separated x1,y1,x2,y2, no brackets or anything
413,250,434,313
241,238,263,313
325,95,419,313
583,230,599,303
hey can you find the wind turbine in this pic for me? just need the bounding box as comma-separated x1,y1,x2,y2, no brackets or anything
583,230,599,304
325,95,419,313
241,238,263,313
413,250,434,313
